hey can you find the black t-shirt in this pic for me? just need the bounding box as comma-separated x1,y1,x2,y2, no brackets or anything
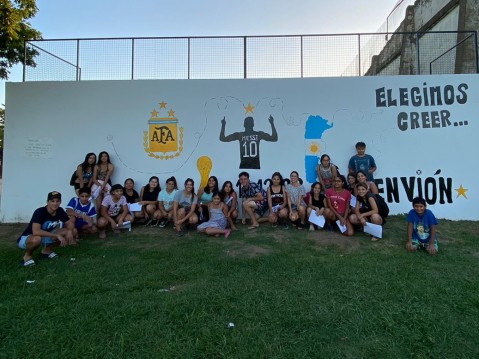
358,193,375,214
123,188,140,204
18,206,70,242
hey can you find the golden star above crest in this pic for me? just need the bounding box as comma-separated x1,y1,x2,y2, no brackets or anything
150,109,159,118
244,103,255,114
455,184,468,199
159,101,167,109
168,109,175,117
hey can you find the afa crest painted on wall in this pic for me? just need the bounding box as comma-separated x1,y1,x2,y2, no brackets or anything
143,101,184,159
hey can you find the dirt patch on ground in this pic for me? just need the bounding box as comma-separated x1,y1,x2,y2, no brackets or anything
216,239,274,258
100,227,180,250
0,224,24,242
307,230,362,251
226,244,274,258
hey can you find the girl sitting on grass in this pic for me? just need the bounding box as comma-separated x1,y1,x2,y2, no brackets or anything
349,182,383,241
306,182,327,231
173,178,198,236
324,175,353,236
197,192,231,238
220,181,238,230
286,170,307,229
267,172,289,229
355,170,379,196
139,176,161,226
156,176,178,228
97,184,133,239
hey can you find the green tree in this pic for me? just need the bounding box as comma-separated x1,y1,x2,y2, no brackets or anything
0,0,42,79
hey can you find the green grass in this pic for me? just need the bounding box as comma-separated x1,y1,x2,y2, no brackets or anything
1,216,478,358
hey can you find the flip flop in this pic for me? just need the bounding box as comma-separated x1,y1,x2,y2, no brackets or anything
41,252,58,259
248,225,259,229
224,229,231,238
23,259,36,267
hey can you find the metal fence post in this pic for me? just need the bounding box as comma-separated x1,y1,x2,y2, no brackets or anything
475,30,479,74
416,32,420,75
358,34,361,76
300,36,303,78
244,36,247,79
188,37,191,80
76,39,80,81
23,41,27,81
131,38,135,80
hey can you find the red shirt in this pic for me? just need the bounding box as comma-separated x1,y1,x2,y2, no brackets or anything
325,188,351,215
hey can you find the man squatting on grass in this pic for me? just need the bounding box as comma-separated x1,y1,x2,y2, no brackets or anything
406,196,438,256
17,191,76,267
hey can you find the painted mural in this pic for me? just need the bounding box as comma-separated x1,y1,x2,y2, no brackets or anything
2,74,475,221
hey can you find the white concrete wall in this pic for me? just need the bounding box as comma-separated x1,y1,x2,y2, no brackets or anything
379,56,401,75
419,6,460,74
414,0,455,30
3,75,477,221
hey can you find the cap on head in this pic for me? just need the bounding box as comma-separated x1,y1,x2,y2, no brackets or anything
47,191,62,201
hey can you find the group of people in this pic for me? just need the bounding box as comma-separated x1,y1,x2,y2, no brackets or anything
17,143,439,266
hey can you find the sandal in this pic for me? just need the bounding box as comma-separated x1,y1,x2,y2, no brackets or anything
224,229,231,238
23,259,36,267
41,252,58,259
248,225,259,230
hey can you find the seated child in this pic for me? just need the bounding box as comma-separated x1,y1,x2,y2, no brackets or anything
66,186,97,238
306,182,327,231
155,176,178,227
349,182,383,241
197,192,231,238
406,197,438,255
97,184,134,239
123,178,143,220
220,181,238,230
323,175,354,236
267,172,289,229
17,191,76,267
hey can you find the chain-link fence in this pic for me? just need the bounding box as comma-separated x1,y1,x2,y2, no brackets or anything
23,31,478,82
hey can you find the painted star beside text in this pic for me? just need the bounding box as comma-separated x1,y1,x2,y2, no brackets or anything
159,101,167,109
244,103,255,114
455,184,468,199
168,109,175,117
150,109,159,118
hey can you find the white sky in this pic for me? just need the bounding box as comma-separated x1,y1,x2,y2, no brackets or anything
1,0,400,105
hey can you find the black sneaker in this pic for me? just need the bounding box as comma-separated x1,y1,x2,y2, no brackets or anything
159,220,167,228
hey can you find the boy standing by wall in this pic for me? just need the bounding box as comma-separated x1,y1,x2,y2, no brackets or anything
406,197,438,256
348,141,377,181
